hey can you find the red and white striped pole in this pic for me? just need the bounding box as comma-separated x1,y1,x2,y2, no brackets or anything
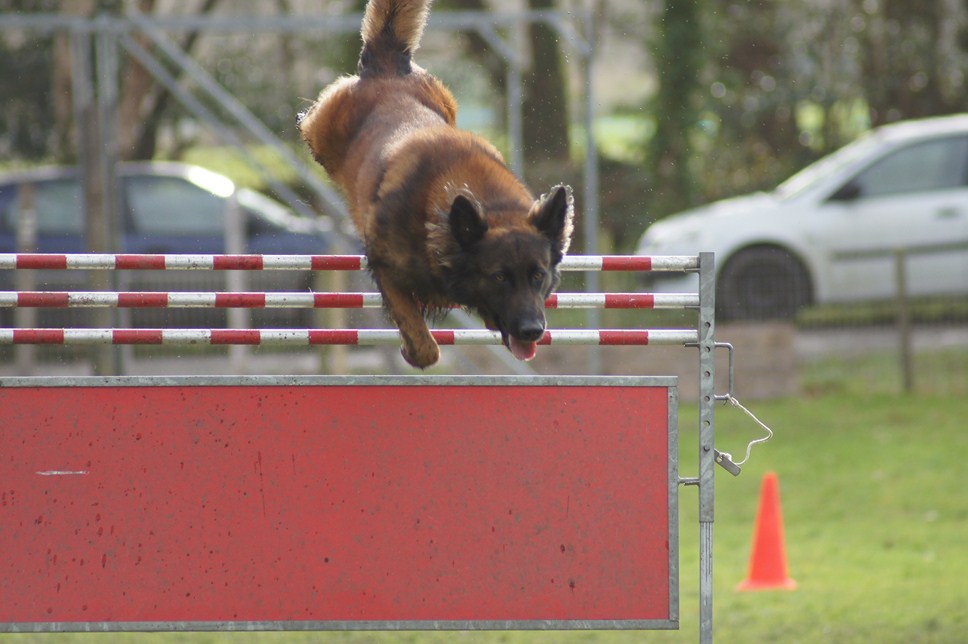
1,291,698,310
0,328,698,347
0,253,699,272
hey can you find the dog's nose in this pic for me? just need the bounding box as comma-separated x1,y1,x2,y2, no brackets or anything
516,323,545,342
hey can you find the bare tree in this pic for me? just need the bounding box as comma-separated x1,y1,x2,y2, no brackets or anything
118,0,156,160
124,0,223,159
51,0,97,162
522,0,569,165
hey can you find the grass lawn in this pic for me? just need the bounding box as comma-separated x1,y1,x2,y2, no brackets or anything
3,390,966,644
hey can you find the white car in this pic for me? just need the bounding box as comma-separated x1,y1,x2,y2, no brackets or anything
635,113,968,320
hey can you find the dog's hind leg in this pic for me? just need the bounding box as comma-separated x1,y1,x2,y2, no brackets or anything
378,279,440,368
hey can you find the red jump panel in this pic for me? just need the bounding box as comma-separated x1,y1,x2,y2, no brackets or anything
0,376,677,631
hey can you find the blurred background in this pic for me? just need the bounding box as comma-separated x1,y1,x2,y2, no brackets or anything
0,0,965,397
2,4,968,643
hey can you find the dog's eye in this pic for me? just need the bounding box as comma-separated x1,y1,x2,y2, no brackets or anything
531,270,546,283
492,272,506,283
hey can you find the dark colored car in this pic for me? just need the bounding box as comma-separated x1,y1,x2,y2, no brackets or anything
0,162,336,328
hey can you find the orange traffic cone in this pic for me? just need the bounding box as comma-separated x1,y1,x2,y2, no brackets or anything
736,471,796,591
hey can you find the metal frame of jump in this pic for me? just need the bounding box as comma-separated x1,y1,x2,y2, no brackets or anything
0,251,721,643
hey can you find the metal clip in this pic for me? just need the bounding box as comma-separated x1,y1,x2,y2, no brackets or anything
715,449,741,476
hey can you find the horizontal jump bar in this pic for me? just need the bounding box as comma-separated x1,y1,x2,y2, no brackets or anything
0,328,699,347
1,291,699,310
0,253,699,272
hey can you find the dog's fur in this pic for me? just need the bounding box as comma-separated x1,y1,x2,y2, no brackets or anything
298,0,574,368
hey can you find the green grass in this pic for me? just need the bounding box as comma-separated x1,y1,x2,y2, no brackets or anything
4,389,966,643
801,347,968,398
797,297,968,328
699,393,968,643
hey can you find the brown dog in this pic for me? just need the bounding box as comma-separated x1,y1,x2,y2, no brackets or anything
299,0,574,368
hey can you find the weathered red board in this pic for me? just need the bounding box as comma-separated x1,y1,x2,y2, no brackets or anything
0,376,677,631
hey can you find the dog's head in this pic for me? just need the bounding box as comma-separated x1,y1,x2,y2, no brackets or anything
438,185,574,361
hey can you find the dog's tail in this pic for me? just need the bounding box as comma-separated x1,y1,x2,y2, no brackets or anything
358,0,431,79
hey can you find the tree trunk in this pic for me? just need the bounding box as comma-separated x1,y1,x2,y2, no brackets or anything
118,0,156,161
522,0,570,165
126,0,223,160
51,0,97,163
647,0,703,215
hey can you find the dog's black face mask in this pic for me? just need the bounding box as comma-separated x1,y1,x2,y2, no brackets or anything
469,232,557,360
445,188,572,361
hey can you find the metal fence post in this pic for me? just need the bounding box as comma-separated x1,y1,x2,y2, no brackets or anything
95,23,126,375
697,251,716,644
13,183,37,375
72,27,114,376
894,248,913,393
580,10,601,375
225,193,250,372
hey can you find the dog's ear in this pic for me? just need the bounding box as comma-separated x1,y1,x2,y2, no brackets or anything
530,184,575,255
449,194,488,249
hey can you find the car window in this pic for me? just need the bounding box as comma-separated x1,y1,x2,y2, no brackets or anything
125,175,226,235
0,184,17,231
851,136,968,198
776,133,881,200
0,179,84,235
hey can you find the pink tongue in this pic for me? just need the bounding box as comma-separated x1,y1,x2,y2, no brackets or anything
509,337,538,361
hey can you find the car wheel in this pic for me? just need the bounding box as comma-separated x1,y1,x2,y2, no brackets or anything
717,247,811,321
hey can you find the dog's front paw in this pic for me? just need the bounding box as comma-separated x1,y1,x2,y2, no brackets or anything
401,340,440,369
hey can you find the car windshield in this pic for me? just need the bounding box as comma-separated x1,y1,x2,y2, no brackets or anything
237,189,294,229
774,132,882,200
125,174,226,235
0,178,84,234
238,188,329,235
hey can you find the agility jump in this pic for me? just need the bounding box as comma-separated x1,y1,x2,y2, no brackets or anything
0,252,700,348
0,251,721,642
